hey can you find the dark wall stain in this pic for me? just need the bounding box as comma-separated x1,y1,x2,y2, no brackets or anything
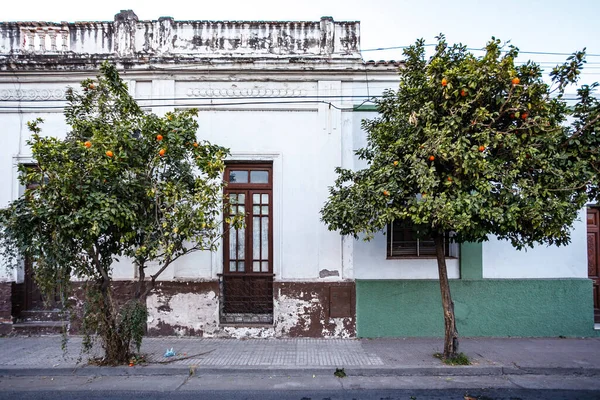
319,269,339,278
274,281,355,338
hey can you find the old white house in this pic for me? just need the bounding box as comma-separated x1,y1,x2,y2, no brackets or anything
0,11,597,338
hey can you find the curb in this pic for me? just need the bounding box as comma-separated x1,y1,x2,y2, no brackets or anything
1,365,599,377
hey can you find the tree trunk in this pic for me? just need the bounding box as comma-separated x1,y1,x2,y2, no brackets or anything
134,260,146,300
434,233,459,359
97,280,131,365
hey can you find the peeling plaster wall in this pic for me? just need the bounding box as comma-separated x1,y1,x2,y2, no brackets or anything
145,281,355,338
147,282,220,337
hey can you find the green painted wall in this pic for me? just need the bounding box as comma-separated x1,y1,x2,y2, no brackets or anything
356,279,595,337
460,242,483,280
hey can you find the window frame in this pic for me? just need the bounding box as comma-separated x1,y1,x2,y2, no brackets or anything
386,220,452,259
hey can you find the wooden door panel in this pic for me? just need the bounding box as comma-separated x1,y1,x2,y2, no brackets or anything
586,208,600,323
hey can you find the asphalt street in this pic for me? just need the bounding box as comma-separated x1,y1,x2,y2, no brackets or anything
0,388,599,400
1,374,599,399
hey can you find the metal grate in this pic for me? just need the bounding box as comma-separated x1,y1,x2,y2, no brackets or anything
220,275,274,324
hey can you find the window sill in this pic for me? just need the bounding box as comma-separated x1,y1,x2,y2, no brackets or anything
386,256,458,260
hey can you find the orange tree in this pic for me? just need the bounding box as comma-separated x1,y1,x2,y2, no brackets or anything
321,36,598,360
0,62,242,364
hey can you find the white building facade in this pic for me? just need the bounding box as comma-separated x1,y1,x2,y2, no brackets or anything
0,11,597,338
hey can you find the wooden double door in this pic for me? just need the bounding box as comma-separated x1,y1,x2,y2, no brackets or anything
222,164,274,317
587,208,600,323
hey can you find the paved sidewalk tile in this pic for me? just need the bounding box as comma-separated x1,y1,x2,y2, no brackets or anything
1,336,599,373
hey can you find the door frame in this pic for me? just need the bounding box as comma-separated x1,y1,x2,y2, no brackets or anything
586,207,600,323
221,162,274,320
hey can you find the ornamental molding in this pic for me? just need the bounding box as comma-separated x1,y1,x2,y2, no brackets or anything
0,88,67,101
186,88,306,98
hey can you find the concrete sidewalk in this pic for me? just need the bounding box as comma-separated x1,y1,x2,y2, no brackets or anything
0,336,599,377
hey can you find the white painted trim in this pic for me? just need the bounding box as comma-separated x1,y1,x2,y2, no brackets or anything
214,152,283,279
9,156,35,283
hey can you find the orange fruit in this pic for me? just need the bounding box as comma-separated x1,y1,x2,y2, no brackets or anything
512,77,520,85
478,145,485,152
441,78,448,87
447,177,452,182
193,142,199,147
393,160,399,166
460,89,467,97
84,141,91,148
429,156,435,161
156,134,163,141
521,113,528,120
383,190,390,196
159,149,166,157
105,151,113,157
88,83,95,90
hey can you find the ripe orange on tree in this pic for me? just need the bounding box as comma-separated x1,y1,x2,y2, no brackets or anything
441,78,448,87
521,112,528,120
105,150,113,157
478,145,485,152
84,141,91,148
429,155,435,161
393,160,399,166
460,89,467,97
193,142,199,147
512,77,520,85
159,148,166,157
156,134,163,141
383,190,390,196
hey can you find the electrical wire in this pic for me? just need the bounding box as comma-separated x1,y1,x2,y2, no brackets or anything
360,45,600,58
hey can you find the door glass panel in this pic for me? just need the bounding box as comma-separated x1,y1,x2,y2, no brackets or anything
253,193,260,204
253,261,260,272
253,216,260,259
261,217,269,262
238,228,245,259
250,170,269,183
262,194,269,204
262,206,268,215
229,170,248,183
238,261,245,272
229,227,237,260
229,261,236,272
253,205,260,214
261,261,269,272
238,193,245,204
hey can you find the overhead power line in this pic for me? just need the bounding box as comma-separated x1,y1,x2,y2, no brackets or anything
0,96,590,111
360,45,600,58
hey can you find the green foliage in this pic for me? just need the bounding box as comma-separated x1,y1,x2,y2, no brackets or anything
0,61,241,364
321,35,598,250
434,351,470,365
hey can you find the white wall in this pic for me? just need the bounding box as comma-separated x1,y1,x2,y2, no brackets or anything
482,208,588,279
353,232,460,279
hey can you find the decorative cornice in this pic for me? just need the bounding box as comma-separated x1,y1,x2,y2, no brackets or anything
0,88,66,100
186,88,305,98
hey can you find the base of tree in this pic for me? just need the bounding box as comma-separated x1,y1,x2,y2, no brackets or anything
433,352,471,366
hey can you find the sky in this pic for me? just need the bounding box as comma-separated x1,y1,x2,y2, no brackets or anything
3,0,600,89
